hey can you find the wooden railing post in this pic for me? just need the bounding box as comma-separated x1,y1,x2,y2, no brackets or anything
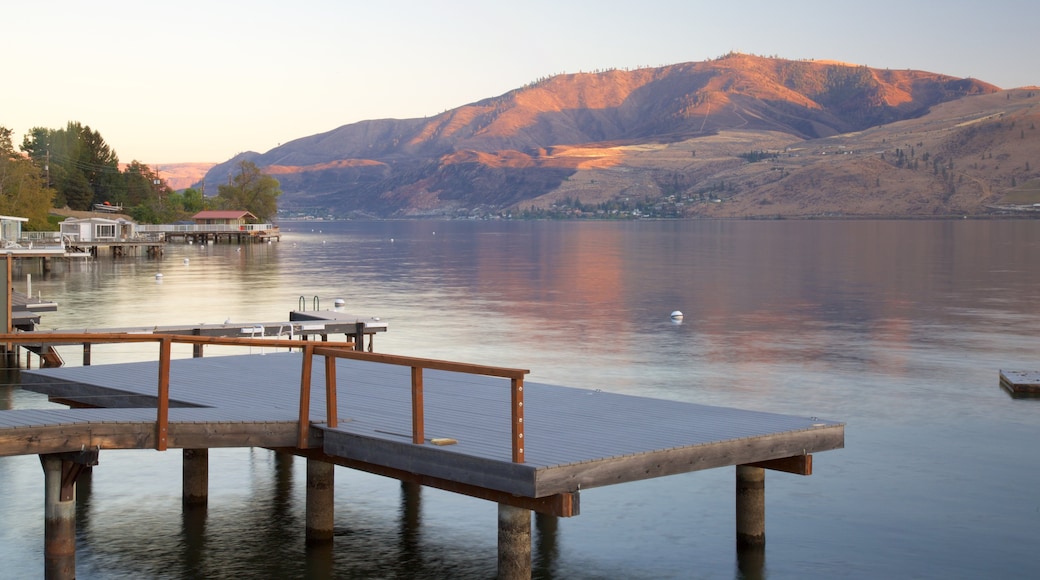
156,336,172,451
298,344,315,448
324,353,338,428
511,377,525,463
411,367,424,444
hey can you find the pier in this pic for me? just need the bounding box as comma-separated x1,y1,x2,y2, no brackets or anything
0,333,844,579
136,222,281,244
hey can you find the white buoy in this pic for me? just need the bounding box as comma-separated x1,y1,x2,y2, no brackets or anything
334,298,345,308
155,273,163,279
670,310,684,320
183,258,189,265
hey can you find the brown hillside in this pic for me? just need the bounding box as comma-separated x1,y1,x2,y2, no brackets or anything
202,53,1011,218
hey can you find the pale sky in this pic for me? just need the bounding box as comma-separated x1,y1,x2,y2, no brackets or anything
4,0,1038,164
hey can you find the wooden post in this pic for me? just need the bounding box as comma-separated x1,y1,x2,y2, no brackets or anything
324,354,338,428
182,449,208,507
298,344,314,448
82,343,91,366
305,458,335,544
156,337,172,451
736,465,766,547
511,377,525,463
2,255,11,369
40,455,77,580
353,321,365,351
411,367,424,444
498,503,532,580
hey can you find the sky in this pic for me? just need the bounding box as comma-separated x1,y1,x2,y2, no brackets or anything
4,0,1039,164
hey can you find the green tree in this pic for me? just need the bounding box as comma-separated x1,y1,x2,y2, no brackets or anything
181,187,205,213
0,126,54,229
216,161,281,221
21,122,121,210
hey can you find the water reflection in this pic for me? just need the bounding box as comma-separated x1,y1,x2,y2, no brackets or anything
398,481,423,572
533,512,560,579
180,503,207,578
736,544,766,580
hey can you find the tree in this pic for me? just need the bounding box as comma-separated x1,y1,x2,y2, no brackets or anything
216,161,281,221
0,126,54,229
21,121,121,210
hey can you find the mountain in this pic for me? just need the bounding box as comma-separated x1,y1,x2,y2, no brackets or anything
157,163,215,191
202,53,1040,218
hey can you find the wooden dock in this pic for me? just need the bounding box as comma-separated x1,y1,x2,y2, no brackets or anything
16,312,386,368
0,334,843,579
999,370,1040,396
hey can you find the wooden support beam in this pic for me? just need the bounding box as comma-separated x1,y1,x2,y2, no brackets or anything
745,454,812,476
276,447,579,517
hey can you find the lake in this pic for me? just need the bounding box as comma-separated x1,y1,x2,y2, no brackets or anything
1,219,1038,579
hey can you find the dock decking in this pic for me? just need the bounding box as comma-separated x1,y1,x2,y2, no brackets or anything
8,351,842,498
2,339,844,578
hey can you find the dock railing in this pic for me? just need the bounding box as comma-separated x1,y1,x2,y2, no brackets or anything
2,332,531,463
302,345,530,463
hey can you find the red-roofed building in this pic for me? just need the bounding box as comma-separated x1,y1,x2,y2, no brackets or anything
192,210,258,226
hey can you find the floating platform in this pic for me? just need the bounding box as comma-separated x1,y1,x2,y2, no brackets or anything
999,370,1040,396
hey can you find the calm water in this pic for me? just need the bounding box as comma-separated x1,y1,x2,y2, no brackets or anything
1,219,1038,579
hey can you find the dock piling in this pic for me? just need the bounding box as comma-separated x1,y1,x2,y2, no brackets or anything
306,458,335,543
183,449,209,507
498,503,532,580
40,454,79,580
736,465,766,547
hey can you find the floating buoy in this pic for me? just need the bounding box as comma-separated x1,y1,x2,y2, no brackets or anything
155,273,163,279
334,298,345,308
670,310,684,320
183,258,189,265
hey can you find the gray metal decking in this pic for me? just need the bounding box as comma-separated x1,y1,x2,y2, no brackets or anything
7,351,843,500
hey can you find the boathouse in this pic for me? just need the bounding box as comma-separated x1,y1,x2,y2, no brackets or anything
59,216,136,243
192,209,257,226
58,217,163,257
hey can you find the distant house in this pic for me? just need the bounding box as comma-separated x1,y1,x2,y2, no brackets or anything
192,210,258,226
59,216,136,242
0,215,28,248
